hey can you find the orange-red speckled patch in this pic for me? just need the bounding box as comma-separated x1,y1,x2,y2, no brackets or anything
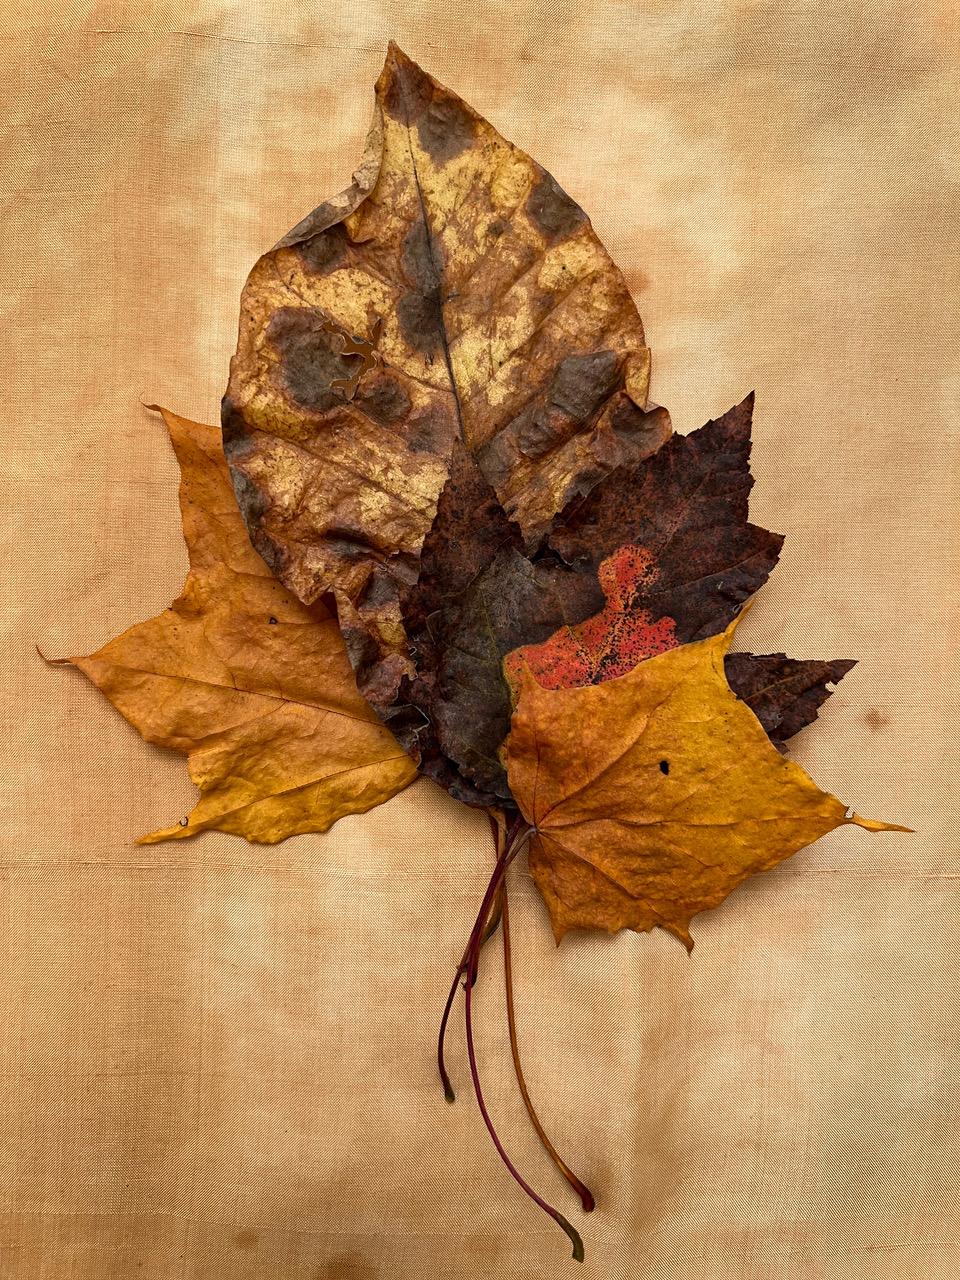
505,545,678,690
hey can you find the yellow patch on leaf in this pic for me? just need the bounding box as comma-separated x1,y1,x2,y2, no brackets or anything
503,616,907,947
72,409,416,844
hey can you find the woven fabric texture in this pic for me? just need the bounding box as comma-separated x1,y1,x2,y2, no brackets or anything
2,1,957,1276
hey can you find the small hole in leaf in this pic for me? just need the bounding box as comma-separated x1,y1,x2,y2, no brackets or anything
179,816,189,827
659,760,670,775
269,616,278,625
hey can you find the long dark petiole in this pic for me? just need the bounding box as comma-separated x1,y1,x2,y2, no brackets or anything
437,813,523,1103
436,880,504,1103
463,849,585,1262
500,884,596,1213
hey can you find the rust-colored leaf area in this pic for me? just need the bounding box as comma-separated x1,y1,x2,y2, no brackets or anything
504,617,907,948
222,42,669,721
503,394,854,747
71,409,416,843
504,544,679,690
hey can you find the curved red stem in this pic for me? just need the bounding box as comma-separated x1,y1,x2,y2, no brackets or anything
463,857,584,1262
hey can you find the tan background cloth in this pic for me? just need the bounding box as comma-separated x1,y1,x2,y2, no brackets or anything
2,1,957,1276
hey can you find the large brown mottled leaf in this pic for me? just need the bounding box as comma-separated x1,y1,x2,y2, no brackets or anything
71,409,416,843
222,43,670,715
503,616,907,948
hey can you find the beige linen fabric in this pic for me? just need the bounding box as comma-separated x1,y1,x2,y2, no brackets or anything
2,2,957,1276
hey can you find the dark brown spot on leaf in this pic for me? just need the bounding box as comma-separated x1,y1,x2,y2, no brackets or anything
407,402,455,454
397,219,444,356
526,171,587,242
355,371,412,425
296,225,349,276
325,529,377,561
549,350,621,421
416,95,476,166
220,396,249,455
397,292,444,356
380,45,433,125
358,569,399,610
267,308,357,413
516,405,563,460
227,464,268,526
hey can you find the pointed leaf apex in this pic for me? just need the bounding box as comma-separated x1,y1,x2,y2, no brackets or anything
848,813,914,833
721,599,755,647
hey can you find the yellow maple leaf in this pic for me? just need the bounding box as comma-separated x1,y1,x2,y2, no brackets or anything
503,615,908,947
70,408,416,843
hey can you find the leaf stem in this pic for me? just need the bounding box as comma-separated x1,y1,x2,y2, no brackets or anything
437,812,521,1102
437,885,504,1102
462,849,585,1262
500,884,596,1213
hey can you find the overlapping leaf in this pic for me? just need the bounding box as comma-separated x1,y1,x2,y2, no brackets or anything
722,651,856,749
389,394,853,804
504,616,906,947
390,450,603,804
222,42,670,721
71,409,416,843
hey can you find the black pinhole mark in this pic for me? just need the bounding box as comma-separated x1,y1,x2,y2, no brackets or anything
659,760,670,775
269,616,278,625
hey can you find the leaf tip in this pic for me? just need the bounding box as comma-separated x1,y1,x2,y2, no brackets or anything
36,643,73,667
848,813,913,834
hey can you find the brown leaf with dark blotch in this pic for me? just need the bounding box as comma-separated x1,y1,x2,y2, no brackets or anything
222,43,669,716
544,393,782,644
504,616,908,947
724,652,857,748
70,409,416,843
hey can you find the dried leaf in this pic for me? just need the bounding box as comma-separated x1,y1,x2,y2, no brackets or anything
515,394,783,687
72,409,416,843
222,43,670,715
501,395,855,743
723,652,857,748
394,450,602,805
387,395,832,803
503,616,906,947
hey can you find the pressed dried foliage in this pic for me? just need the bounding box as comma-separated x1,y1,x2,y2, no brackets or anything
72,409,416,843
64,46,909,1265
397,394,854,804
223,42,670,731
504,615,907,948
